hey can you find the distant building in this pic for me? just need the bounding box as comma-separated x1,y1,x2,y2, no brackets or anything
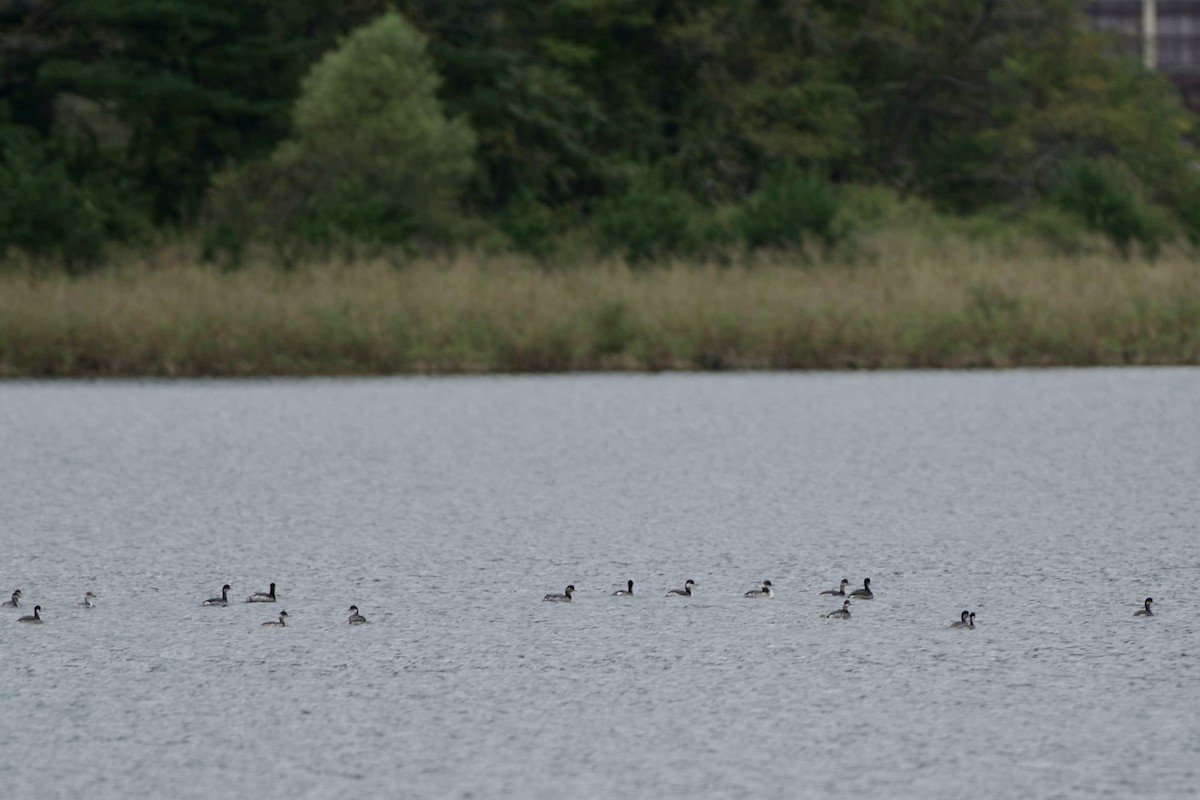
1087,0,1200,109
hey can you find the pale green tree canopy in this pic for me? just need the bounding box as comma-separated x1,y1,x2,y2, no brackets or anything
282,11,476,237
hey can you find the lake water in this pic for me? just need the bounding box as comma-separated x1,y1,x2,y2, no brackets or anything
2,370,1198,799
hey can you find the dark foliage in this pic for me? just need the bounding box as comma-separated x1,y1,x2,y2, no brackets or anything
3,0,1200,263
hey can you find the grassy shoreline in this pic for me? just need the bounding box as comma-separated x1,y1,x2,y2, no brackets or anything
2,247,1199,377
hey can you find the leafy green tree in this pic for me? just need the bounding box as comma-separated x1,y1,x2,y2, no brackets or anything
661,1,862,200
210,11,476,247
290,10,474,215
401,0,609,210
832,0,1192,210
994,29,1199,210
832,0,1063,197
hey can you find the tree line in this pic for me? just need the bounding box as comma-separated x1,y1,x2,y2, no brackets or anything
2,0,1198,267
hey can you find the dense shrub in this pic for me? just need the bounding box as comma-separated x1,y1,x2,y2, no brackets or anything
1020,204,1094,253
0,126,143,268
1160,175,1200,247
497,190,561,258
591,168,721,264
1052,156,1173,255
739,163,844,251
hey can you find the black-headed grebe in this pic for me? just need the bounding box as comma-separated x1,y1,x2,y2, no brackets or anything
543,585,575,603
666,579,696,597
825,600,851,619
262,610,289,627
246,583,277,603
744,580,774,598
849,578,873,599
819,579,849,597
201,584,231,606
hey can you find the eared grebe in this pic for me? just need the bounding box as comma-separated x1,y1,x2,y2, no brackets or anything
1135,597,1154,617
819,579,849,597
201,584,231,606
950,610,971,628
78,591,97,608
262,610,288,627
744,580,774,598
613,580,634,596
17,605,42,624
666,579,696,597
849,578,873,599
246,583,277,603
348,605,368,625
825,600,851,619
543,585,575,603
3,589,22,608
968,612,976,628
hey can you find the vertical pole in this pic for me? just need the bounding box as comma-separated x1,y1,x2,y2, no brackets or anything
1143,0,1157,69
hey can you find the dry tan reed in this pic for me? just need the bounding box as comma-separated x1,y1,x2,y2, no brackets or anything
1,246,1198,376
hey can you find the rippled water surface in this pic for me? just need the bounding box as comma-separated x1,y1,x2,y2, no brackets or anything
2,370,1199,799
